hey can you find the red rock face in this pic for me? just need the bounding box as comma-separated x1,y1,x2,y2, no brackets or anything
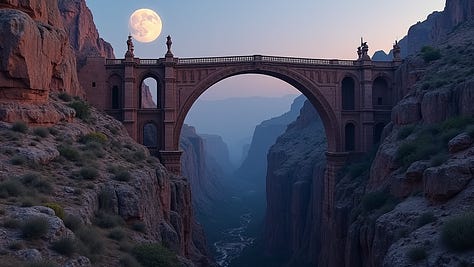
0,1,81,102
58,0,115,67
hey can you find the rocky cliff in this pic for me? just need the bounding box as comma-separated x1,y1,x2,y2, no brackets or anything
235,95,306,187
320,12,474,267
263,100,327,266
180,124,225,217
58,0,114,68
0,1,213,266
373,0,474,60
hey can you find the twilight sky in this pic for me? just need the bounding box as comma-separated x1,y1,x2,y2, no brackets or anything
86,0,445,100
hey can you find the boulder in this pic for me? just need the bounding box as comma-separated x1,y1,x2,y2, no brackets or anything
448,133,472,153
424,161,473,201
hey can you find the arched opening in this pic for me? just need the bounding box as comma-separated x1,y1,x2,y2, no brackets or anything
143,123,158,147
111,86,119,109
177,72,332,266
373,122,386,145
108,75,122,110
345,123,355,151
372,77,391,107
141,77,158,108
342,77,355,110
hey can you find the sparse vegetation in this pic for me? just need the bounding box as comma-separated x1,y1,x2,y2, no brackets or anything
416,212,437,228
119,255,142,267
421,45,442,62
442,213,474,251
51,237,77,256
44,203,65,219
397,124,416,140
94,212,124,229
64,214,83,232
11,121,28,133
79,132,108,144
33,127,49,138
3,219,20,229
58,144,81,161
25,261,59,267
361,191,393,212
21,216,49,240
76,226,105,259
0,179,25,198
430,152,448,167
58,92,72,102
131,221,146,233
108,228,126,241
68,100,91,121
132,243,179,267
10,155,27,165
79,166,99,180
407,246,427,262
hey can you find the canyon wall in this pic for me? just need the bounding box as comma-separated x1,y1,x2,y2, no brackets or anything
264,100,327,266
236,95,306,187
320,7,474,267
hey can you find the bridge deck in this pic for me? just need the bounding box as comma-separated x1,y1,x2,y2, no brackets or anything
106,55,394,67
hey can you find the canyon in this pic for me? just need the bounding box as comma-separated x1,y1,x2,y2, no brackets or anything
0,0,473,266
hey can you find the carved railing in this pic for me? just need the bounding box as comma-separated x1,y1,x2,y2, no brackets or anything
177,55,356,66
139,59,161,65
106,59,124,65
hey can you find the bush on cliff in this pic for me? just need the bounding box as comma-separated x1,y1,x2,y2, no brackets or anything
68,100,91,121
420,46,441,62
442,212,474,251
132,243,179,267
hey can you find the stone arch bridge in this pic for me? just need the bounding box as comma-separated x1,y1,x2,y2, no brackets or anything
79,38,402,216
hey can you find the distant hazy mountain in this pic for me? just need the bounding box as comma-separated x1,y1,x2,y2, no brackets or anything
184,94,299,164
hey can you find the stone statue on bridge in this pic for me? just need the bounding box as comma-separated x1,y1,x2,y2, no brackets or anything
125,35,134,58
166,35,173,57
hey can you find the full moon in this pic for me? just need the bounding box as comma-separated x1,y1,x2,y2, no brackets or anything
128,9,162,43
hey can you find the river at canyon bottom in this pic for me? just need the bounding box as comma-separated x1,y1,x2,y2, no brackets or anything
213,212,255,267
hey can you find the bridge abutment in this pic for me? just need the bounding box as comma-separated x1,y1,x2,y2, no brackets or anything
323,152,349,220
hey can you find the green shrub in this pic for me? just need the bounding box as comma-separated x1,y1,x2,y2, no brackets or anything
10,155,27,165
416,212,437,227
43,203,65,219
442,213,474,251
64,214,82,232
79,166,99,180
21,216,49,240
361,191,390,212
114,170,131,182
48,127,59,136
58,92,72,102
79,132,108,144
0,180,25,198
11,121,28,133
119,255,142,267
68,100,91,121
397,124,416,140
421,46,441,62
108,228,126,241
441,116,474,131
132,221,146,233
430,153,448,167
33,127,49,138
20,173,52,194
94,212,124,229
51,237,77,256
3,219,20,228
98,189,115,213
76,226,104,255
132,243,179,267
8,241,24,251
407,246,427,262
467,125,474,138
25,261,59,267
58,144,81,161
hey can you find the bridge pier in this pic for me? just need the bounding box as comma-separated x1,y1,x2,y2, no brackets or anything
323,151,349,221
159,150,183,174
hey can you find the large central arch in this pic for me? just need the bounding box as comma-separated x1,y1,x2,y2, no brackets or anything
173,65,341,154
